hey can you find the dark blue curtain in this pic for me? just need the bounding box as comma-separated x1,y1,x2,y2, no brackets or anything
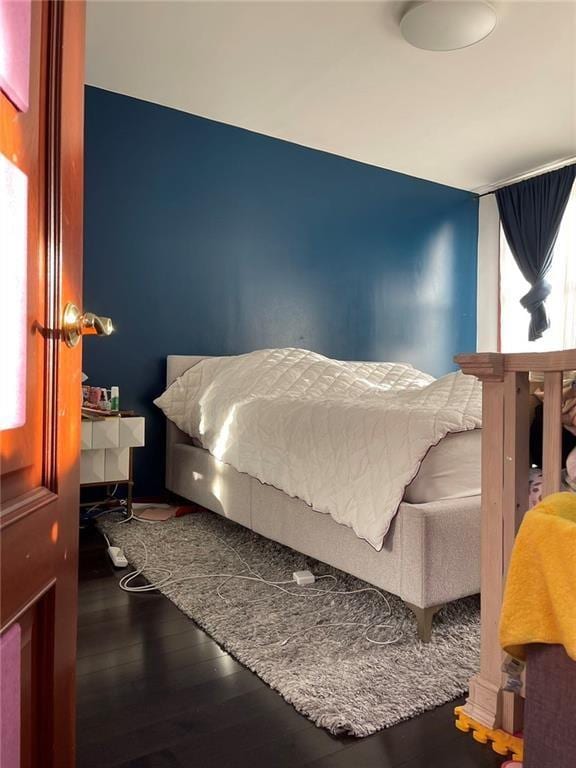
496,164,576,341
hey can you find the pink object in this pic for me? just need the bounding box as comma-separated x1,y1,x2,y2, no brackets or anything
0,153,27,430
0,623,21,768
0,0,32,111
88,387,102,406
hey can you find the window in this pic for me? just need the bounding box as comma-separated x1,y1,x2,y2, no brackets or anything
0,153,27,430
500,184,576,353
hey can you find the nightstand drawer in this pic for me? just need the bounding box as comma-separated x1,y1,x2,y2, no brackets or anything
104,448,130,481
92,419,120,449
80,450,105,484
119,417,145,448
81,421,93,449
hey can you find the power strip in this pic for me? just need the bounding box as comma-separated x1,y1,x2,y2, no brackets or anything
107,546,128,568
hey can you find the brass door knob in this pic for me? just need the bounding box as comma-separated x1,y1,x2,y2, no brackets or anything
62,303,114,348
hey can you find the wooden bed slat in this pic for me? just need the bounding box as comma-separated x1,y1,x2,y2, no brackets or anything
502,371,530,567
543,371,563,496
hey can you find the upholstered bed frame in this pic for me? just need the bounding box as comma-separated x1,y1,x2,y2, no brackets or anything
164,355,481,641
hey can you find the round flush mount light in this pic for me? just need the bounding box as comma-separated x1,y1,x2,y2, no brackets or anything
400,1,497,51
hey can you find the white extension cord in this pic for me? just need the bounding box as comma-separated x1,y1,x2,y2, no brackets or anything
102,513,402,647
107,546,129,568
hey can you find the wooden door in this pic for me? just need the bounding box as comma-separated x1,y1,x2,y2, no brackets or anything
0,2,85,766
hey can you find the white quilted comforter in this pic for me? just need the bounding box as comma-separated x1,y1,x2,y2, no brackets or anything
155,348,482,550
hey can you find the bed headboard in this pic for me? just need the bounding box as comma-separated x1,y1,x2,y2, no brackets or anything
165,355,214,487
166,355,210,386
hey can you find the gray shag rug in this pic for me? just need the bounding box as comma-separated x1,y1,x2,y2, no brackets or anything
100,510,479,737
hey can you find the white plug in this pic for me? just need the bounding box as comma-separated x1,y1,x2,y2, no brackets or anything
108,546,128,568
293,570,315,586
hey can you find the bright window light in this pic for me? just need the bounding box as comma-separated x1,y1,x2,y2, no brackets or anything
500,185,576,353
0,153,27,431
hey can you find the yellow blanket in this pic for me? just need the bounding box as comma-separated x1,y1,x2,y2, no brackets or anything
500,492,576,661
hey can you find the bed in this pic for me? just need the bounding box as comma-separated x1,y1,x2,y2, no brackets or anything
160,351,483,641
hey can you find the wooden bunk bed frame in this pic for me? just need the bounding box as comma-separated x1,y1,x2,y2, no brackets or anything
454,349,576,758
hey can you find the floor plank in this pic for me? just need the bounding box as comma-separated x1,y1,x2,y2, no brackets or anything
76,525,507,768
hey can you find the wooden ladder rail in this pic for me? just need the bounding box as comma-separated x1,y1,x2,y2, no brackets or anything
455,350,576,736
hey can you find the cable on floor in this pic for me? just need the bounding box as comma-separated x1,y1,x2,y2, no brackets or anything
102,514,403,647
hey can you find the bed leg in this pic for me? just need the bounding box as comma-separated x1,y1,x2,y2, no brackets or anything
405,602,443,643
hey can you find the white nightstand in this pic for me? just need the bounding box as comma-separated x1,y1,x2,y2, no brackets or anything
80,414,145,516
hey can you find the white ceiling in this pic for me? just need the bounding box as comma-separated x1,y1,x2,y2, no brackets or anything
85,1,576,192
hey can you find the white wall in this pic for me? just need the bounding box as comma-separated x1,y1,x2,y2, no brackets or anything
476,194,500,352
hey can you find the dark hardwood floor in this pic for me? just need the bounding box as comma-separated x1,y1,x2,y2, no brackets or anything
76,526,507,768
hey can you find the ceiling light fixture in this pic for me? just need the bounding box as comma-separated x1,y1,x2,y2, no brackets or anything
400,1,497,51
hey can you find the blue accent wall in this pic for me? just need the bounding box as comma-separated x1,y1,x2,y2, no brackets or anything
83,86,478,496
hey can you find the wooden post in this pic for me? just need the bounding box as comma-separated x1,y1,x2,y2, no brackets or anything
454,355,529,731
463,379,505,729
501,371,529,734
456,353,505,730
